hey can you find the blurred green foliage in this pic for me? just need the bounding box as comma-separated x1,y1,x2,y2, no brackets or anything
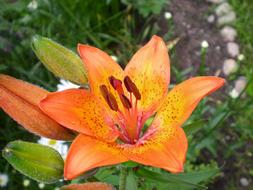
122,0,167,17
0,0,253,189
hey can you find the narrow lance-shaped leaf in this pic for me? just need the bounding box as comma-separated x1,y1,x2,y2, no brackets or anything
0,74,74,140
2,141,64,184
32,35,88,85
183,120,206,136
126,170,138,190
61,182,114,190
136,167,220,190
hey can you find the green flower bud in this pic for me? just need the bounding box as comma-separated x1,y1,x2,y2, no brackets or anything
32,35,88,85
2,141,64,184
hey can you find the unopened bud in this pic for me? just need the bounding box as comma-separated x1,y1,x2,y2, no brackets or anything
3,141,64,184
32,35,88,85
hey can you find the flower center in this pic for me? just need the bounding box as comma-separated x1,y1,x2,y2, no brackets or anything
100,75,142,144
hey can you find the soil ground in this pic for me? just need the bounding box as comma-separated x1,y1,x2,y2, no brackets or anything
158,0,252,189
160,0,228,78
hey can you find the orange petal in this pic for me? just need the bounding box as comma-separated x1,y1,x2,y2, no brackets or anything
124,127,187,173
78,44,124,102
153,76,225,129
40,89,119,142
64,134,128,180
61,182,114,190
0,74,74,140
124,76,224,172
124,35,170,114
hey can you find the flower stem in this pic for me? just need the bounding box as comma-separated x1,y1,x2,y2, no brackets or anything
199,48,207,75
119,166,128,190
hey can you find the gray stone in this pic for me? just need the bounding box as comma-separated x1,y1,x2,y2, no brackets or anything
222,59,238,75
215,2,232,16
206,0,225,4
207,15,215,23
230,77,247,98
217,11,236,25
235,77,247,93
227,42,239,57
221,26,237,41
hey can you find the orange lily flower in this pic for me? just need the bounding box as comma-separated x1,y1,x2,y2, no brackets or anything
40,35,225,180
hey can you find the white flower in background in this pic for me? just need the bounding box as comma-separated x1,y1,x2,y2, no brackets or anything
27,0,38,10
54,188,60,190
38,183,45,189
201,40,209,48
23,179,30,187
37,137,68,159
0,173,8,187
164,12,172,20
240,177,249,187
238,54,245,61
229,77,247,99
229,89,239,99
111,55,118,62
57,79,79,91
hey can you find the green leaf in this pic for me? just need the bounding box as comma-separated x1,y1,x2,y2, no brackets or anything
169,168,220,184
126,170,138,190
184,120,205,136
31,35,88,85
122,161,139,168
2,140,64,184
136,167,220,190
94,167,119,185
246,80,253,97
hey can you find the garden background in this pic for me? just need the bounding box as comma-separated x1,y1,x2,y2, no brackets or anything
0,0,252,189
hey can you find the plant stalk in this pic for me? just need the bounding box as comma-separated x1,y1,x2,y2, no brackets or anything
119,166,128,190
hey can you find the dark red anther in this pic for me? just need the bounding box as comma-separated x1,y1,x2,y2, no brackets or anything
120,94,132,109
123,76,133,93
100,85,118,111
99,85,109,99
123,76,141,100
109,76,122,90
106,93,118,111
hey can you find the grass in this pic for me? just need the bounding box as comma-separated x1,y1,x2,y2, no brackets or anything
0,0,253,189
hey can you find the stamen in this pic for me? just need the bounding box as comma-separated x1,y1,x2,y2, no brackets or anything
106,93,118,111
99,85,109,99
120,94,132,109
124,76,141,100
109,76,123,92
100,85,118,111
